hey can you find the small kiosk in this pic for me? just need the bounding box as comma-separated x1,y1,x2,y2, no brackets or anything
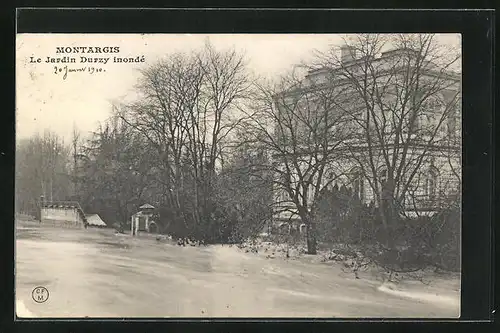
131,203,156,236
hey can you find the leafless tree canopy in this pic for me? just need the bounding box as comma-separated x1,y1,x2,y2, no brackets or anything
312,35,459,223
16,131,71,215
112,41,253,241
242,72,357,254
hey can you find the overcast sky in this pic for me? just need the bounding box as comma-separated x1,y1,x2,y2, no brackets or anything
16,33,460,142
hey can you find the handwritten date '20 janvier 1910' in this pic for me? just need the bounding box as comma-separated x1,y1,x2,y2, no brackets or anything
53,65,105,80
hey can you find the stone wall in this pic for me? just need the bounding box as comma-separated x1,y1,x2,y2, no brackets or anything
39,219,84,229
41,207,85,229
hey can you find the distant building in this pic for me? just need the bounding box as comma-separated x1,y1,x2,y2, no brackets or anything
131,203,158,235
40,200,88,229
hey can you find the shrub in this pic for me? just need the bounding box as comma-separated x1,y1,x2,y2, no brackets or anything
314,189,461,273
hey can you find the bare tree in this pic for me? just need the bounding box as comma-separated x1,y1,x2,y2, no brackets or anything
71,124,82,197
213,139,274,243
78,116,155,227
118,53,203,231
244,71,352,254
16,131,71,215
118,40,251,241
310,34,461,241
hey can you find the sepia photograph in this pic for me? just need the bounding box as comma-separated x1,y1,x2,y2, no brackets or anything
15,33,462,318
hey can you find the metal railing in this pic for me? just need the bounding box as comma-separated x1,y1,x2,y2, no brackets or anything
402,195,443,212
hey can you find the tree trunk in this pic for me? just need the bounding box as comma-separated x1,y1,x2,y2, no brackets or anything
377,178,397,247
380,197,396,248
305,216,317,255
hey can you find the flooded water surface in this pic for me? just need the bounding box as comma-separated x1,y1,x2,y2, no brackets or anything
15,226,460,318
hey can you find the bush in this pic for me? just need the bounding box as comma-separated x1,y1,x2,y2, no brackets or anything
113,222,125,233
314,188,461,273
378,205,460,272
314,186,375,245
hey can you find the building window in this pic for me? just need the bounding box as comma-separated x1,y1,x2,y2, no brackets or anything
447,115,457,139
352,170,365,201
378,167,388,186
279,190,287,204
325,171,336,190
425,166,439,202
307,184,315,206
411,91,425,132
413,111,421,132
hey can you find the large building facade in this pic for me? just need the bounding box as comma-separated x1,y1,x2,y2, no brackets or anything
273,43,461,222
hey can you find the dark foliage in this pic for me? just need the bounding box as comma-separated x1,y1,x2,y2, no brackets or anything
314,186,460,272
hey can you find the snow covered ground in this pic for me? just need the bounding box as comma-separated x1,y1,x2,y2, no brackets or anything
15,225,460,318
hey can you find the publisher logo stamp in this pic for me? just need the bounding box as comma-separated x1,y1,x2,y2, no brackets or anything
32,286,49,303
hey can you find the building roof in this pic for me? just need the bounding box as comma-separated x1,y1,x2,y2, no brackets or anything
85,214,107,226
139,203,155,209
